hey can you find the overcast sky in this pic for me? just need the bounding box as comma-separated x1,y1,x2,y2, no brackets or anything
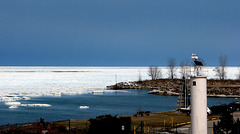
0,0,239,66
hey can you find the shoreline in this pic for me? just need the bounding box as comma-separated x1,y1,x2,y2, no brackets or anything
148,90,240,98
0,109,222,133
1,90,239,133
207,95,240,98
107,78,240,98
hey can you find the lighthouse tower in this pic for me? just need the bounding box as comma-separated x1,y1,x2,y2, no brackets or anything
190,54,207,134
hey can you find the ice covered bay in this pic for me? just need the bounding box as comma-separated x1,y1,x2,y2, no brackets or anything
0,66,239,96
0,66,151,96
0,66,239,97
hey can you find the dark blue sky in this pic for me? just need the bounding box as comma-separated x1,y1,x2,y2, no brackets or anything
0,0,239,66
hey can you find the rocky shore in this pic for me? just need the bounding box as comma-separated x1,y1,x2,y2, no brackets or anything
107,79,240,97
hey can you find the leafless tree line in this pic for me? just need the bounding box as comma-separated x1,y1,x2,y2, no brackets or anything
168,57,176,79
148,57,180,80
214,55,228,80
147,54,239,80
148,57,188,80
148,66,162,80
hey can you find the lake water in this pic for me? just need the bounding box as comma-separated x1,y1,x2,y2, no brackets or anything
0,89,237,125
0,66,239,125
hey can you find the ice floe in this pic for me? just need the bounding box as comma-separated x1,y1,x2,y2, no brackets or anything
9,105,19,109
5,101,21,106
4,101,51,108
79,106,89,109
22,96,31,100
92,90,104,94
0,96,30,102
0,96,19,102
20,104,51,107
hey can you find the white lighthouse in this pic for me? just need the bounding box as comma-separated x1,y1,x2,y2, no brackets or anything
190,54,207,134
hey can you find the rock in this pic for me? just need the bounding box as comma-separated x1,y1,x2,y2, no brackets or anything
107,79,240,97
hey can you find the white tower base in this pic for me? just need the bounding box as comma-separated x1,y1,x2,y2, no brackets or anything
190,76,207,134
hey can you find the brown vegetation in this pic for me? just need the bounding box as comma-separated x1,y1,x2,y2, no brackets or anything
107,79,240,97
0,111,219,134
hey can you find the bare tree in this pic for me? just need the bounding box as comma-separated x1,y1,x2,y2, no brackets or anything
215,55,228,80
168,57,176,79
180,59,190,78
148,66,161,80
137,70,142,82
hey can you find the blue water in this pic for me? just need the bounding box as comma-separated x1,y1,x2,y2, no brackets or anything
0,90,237,125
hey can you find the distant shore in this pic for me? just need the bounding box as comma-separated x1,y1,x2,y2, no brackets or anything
107,78,240,97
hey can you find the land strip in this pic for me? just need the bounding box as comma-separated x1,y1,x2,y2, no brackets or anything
0,110,220,133
107,79,240,97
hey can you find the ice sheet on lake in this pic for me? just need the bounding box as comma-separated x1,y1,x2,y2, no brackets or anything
0,67,150,96
0,66,239,99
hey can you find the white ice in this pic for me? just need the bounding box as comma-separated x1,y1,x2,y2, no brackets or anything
5,101,21,106
79,106,89,109
20,104,51,107
9,105,19,109
0,66,239,106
